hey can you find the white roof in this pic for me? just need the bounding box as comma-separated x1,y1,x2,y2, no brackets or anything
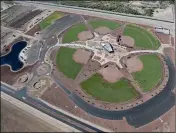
101,42,113,52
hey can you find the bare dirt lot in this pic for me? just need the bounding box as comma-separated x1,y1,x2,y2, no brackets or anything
73,49,91,64
151,30,170,44
1,99,60,132
121,35,135,47
25,24,41,36
1,62,38,87
98,65,123,83
78,31,93,41
9,10,43,29
126,56,143,73
1,36,31,57
95,26,111,35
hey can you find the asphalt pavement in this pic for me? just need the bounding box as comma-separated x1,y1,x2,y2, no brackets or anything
41,14,83,39
16,1,175,35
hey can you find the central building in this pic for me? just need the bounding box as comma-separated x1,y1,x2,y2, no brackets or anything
101,42,114,53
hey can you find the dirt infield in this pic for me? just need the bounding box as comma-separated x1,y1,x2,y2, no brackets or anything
77,31,93,41
98,65,123,83
121,35,135,47
95,26,111,35
126,56,143,73
73,49,91,64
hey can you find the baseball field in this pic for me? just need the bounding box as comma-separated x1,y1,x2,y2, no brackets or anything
56,47,83,79
81,74,138,103
123,24,160,49
62,23,88,43
133,54,163,92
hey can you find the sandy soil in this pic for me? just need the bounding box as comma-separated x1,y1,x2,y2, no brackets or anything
98,65,123,83
1,61,39,87
73,49,91,64
25,24,41,36
121,35,135,47
151,30,170,44
1,99,60,132
126,56,143,73
95,26,111,35
77,31,93,41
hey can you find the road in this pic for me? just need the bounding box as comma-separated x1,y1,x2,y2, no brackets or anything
2,1,175,130
41,14,83,39
48,55,175,128
1,93,77,132
15,1,175,35
0,83,104,132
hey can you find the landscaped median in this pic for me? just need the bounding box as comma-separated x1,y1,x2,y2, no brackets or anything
80,74,138,103
56,47,83,79
39,11,64,29
132,54,163,92
123,24,160,49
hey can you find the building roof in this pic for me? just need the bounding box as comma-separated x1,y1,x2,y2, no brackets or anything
101,42,114,53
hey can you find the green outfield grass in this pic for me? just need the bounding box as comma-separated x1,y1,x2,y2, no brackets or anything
123,24,160,49
56,47,83,79
133,54,163,92
39,11,64,29
80,74,138,103
89,19,121,30
62,23,88,43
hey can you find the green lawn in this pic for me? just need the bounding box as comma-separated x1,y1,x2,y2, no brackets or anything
80,74,138,103
39,11,64,29
133,54,163,92
123,24,160,49
62,23,88,43
56,47,83,79
89,19,121,30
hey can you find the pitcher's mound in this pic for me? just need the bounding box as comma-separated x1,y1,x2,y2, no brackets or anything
78,31,93,41
95,26,111,35
98,65,123,83
126,56,143,73
73,49,91,64
121,35,135,47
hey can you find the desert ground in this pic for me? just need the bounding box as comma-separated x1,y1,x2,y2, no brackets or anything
1,99,62,132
